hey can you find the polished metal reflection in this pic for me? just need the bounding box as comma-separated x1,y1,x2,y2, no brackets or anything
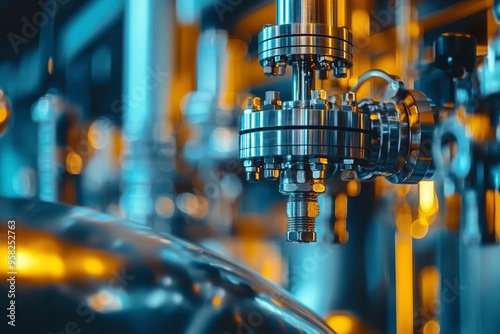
0,198,335,334
240,1,438,243
277,0,335,25
239,80,436,242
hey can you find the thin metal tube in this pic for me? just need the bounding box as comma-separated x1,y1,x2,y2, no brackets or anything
293,61,315,101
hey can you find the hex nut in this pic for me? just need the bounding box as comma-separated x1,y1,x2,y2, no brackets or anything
263,66,275,77
334,66,348,78
264,169,280,180
312,170,324,179
243,159,254,167
287,231,316,243
246,171,261,182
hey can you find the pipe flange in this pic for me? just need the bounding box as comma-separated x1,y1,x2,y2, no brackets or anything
258,23,353,72
385,89,437,184
239,106,370,162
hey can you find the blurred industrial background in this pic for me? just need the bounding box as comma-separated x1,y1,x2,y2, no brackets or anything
0,0,500,333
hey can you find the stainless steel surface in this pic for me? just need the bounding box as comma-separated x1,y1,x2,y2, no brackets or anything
259,0,353,87
277,0,335,26
293,60,316,101
239,1,439,243
384,89,437,184
0,197,335,334
4,1,500,333
239,79,436,242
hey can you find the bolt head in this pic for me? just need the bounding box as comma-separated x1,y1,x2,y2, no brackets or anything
311,89,327,100
287,231,316,243
341,169,356,181
334,66,348,78
318,68,329,80
342,91,356,103
263,66,275,77
312,170,324,179
264,169,280,180
318,55,334,63
246,97,262,111
277,65,286,76
265,91,280,101
246,171,260,182
264,157,280,164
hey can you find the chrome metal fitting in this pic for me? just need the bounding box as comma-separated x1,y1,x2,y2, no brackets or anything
263,91,282,110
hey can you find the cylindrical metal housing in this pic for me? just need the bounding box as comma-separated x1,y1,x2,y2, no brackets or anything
293,61,316,101
0,198,336,333
277,0,335,26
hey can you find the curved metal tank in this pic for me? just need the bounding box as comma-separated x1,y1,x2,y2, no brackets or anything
0,198,334,334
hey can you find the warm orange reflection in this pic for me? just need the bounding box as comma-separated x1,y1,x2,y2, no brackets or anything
419,266,440,316
485,190,500,241
445,194,461,231
0,106,8,123
335,194,348,219
87,290,123,312
423,319,440,334
396,203,413,232
396,224,413,333
419,181,438,215
334,194,349,243
0,225,124,283
326,312,374,334
462,113,495,141
346,180,361,197
47,56,54,75
66,151,83,175
411,219,429,239
394,186,415,333
211,294,223,308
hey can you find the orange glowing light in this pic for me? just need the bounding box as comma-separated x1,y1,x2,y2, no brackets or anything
325,312,367,334
66,151,83,174
419,181,435,214
0,225,123,283
83,257,106,276
16,248,66,279
396,203,413,232
423,319,441,334
348,78,358,88
346,180,361,197
396,231,413,333
411,219,429,239
485,190,500,238
326,314,354,333
445,194,461,231
420,266,440,314
335,194,348,219
0,107,8,123
47,57,53,74
334,219,349,244
211,294,223,308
